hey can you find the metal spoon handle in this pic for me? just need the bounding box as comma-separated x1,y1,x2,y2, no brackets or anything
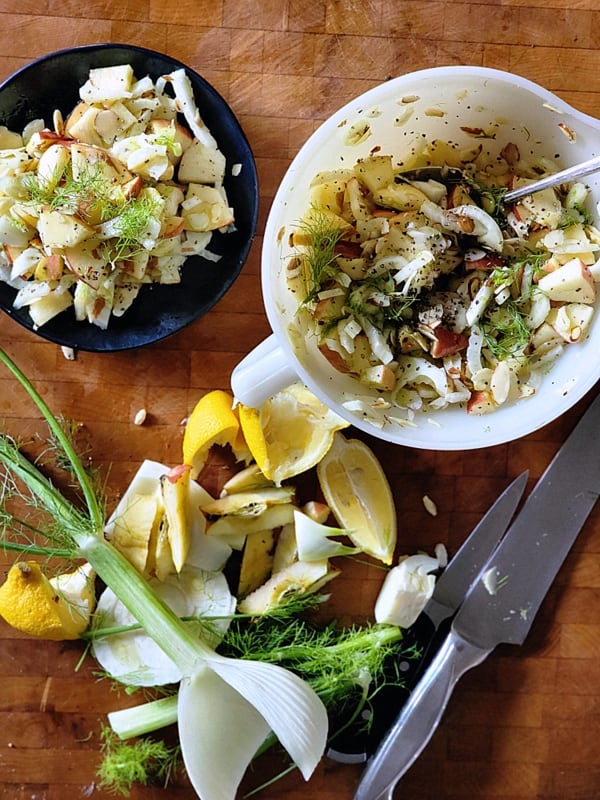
503,153,600,204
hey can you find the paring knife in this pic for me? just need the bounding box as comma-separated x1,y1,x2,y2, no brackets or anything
326,469,528,763
354,390,600,800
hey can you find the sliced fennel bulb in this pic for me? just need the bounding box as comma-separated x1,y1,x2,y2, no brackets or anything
92,567,235,686
179,655,328,800
293,509,360,561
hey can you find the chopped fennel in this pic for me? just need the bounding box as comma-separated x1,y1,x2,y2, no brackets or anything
374,553,442,628
0,64,235,330
293,509,361,561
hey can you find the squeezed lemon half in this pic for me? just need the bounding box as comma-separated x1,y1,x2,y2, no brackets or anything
238,382,349,486
183,389,249,477
0,561,93,640
317,432,397,565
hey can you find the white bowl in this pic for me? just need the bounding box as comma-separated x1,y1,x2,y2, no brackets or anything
232,66,600,450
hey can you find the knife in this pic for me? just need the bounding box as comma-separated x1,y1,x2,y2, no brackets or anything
354,389,600,800
326,469,528,763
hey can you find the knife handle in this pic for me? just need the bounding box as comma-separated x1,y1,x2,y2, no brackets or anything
354,632,492,800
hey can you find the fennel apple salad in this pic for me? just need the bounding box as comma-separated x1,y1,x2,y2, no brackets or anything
0,63,234,329
286,138,600,423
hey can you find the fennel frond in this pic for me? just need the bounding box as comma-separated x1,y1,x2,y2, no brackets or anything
296,208,345,303
97,725,181,796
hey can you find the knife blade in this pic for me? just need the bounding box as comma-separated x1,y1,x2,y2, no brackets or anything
326,470,528,763
354,390,600,800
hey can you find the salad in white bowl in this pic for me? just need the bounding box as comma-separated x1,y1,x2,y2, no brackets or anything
287,144,600,420
232,67,600,450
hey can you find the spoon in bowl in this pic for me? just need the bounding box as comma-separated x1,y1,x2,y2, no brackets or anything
398,152,600,205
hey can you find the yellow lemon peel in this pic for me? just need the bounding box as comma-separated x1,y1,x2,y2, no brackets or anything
0,561,93,640
238,382,349,486
182,390,247,477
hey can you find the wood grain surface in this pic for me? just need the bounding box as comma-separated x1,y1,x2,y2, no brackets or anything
1,2,600,799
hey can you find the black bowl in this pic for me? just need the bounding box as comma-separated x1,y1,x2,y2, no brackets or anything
0,44,258,352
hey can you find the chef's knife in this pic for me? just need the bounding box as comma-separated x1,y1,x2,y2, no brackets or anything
326,470,528,763
354,390,600,800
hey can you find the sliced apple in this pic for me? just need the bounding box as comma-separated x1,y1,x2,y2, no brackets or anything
38,209,94,249
546,302,594,343
148,119,194,162
70,142,126,185
79,64,135,103
309,179,347,216
63,238,108,289
36,143,71,190
353,154,395,194
537,257,596,303
93,102,138,146
177,139,226,184
27,287,72,327
182,184,234,232
510,177,562,229
161,216,185,238
467,389,495,415
64,104,104,147
34,253,64,281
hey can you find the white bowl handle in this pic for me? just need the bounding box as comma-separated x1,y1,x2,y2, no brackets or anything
231,334,299,408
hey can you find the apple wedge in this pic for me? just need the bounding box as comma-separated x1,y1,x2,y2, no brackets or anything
177,139,226,185
79,64,135,103
537,257,597,303
38,209,95,249
63,238,109,289
182,184,234,232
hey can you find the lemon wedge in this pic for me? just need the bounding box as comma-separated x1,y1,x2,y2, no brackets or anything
317,432,397,565
238,382,349,486
0,561,93,640
183,390,247,477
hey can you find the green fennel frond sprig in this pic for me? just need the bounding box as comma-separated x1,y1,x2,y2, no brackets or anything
97,725,181,797
24,161,119,224
481,300,532,360
296,207,345,303
220,616,404,709
99,192,161,266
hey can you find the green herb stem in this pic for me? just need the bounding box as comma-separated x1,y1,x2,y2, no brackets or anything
0,349,103,530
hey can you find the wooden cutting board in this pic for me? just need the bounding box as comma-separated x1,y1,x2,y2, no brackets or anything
1,2,600,798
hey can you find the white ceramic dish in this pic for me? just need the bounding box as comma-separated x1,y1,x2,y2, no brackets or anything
232,66,600,450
